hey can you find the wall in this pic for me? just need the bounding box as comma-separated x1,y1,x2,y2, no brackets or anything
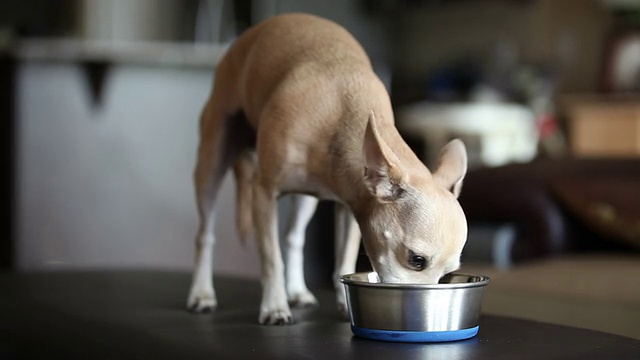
390,0,614,94
15,61,263,278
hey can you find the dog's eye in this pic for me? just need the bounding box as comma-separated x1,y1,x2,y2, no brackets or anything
408,250,427,271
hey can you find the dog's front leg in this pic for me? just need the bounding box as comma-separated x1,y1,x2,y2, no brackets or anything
284,195,319,307
253,182,293,325
333,204,361,319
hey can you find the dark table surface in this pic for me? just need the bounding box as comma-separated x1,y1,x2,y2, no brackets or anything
1,270,638,359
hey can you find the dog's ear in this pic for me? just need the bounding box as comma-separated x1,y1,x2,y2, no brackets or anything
433,139,467,198
363,112,405,201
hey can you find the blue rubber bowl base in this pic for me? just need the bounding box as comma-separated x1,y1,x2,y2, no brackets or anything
351,325,479,343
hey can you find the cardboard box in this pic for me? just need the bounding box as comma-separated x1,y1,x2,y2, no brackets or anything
560,95,640,157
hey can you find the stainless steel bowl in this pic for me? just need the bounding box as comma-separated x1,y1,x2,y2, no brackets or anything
341,272,490,342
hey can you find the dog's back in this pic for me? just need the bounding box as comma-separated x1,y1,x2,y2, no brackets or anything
208,13,399,202
216,13,372,124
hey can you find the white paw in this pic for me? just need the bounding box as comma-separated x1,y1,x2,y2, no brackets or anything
336,299,350,321
288,291,319,308
259,307,294,325
261,276,293,324
334,281,350,320
187,289,217,313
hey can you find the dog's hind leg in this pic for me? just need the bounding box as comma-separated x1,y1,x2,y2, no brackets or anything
284,194,320,307
187,100,235,313
333,203,361,319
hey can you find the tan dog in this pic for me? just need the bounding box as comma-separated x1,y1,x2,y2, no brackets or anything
187,13,468,325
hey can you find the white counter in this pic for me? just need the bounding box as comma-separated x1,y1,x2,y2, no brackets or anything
13,38,229,68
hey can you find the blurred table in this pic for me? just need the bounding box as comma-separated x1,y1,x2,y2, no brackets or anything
1,271,638,359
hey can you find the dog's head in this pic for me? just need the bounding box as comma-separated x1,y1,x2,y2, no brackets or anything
359,114,468,284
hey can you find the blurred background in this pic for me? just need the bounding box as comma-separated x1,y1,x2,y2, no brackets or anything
1,0,638,338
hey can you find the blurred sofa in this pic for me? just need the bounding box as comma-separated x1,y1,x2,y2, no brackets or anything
458,157,640,339
459,158,640,261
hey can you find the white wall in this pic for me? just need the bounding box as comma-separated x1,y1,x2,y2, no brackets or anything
16,62,261,278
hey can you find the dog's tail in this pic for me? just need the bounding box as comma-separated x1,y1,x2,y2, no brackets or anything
233,150,254,245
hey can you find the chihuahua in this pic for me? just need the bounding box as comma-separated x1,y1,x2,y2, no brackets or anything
187,13,468,325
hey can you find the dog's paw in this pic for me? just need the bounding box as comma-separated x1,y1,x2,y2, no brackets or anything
335,287,350,320
259,308,294,325
288,291,319,308
337,301,350,321
187,291,217,314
